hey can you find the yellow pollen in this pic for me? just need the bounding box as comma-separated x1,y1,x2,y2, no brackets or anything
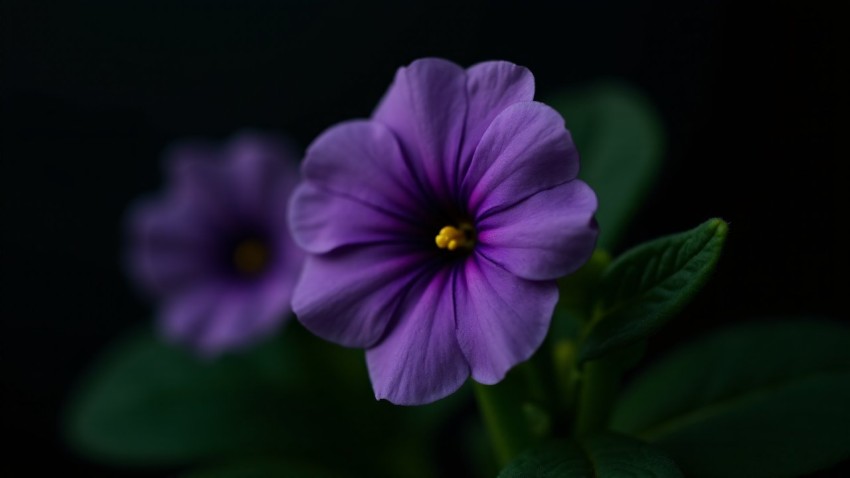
435,224,475,251
233,239,269,275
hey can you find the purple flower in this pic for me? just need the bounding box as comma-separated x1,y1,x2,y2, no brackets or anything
289,59,598,405
127,133,304,356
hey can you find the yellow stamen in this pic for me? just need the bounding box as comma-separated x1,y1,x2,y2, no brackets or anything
233,239,269,275
435,224,475,251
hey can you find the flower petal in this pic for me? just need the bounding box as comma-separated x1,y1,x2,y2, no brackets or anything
164,141,243,230
126,198,218,298
159,282,223,350
366,267,470,405
289,182,424,254
372,58,468,204
302,120,428,220
193,291,260,356
163,279,292,357
455,255,558,384
292,244,430,348
165,134,299,233
195,291,273,356
225,133,301,224
477,180,598,281
462,101,579,218
458,61,535,180
257,258,301,328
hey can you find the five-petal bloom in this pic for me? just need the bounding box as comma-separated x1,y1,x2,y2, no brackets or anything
289,59,598,405
127,133,304,356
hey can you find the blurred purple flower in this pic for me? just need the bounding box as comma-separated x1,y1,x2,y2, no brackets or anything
289,59,598,405
127,133,304,356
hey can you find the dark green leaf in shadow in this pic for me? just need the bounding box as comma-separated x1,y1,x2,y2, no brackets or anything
548,81,665,250
66,329,299,465
611,320,850,478
498,432,682,477
65,323,464,476
580,218,727,362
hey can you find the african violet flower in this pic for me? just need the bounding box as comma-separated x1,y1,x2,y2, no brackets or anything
289,59,598,404
127,133,304,356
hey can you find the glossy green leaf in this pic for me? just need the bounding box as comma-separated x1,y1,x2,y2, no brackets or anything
612,320,850,478
548,81,665,250
498,432,682,477
579,218,727,362
65,323,460,476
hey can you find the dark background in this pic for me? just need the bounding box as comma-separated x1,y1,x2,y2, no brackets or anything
1,1,846,476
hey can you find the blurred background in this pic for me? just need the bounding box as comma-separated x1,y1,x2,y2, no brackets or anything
1,0,846,476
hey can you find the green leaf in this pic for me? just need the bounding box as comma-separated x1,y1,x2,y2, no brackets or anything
611,320,850,478
65,323,461,476
579,218,727,362
548,81,665,250
498,432,682,477
66,329,299,465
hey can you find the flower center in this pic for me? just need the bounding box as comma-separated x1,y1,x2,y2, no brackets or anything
435,224,475,252
233,239,269,276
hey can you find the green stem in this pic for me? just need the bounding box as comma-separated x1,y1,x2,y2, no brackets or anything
574,357,620,436
474,382,533,466
552,339,580,417
474,356,555,467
